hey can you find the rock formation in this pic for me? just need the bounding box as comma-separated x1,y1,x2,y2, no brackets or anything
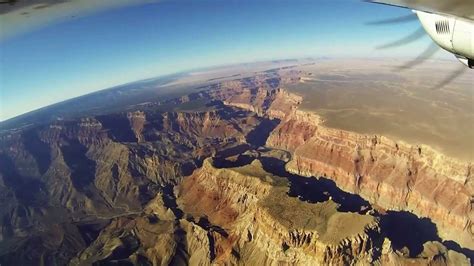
0,103,268,264
0,71,471,265
266,110,473,250
202,72,473,250
177,158,381,265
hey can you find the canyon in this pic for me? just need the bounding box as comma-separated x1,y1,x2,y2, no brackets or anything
0,65,472,265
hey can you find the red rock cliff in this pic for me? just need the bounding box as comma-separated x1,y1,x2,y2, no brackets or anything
265,105,473,250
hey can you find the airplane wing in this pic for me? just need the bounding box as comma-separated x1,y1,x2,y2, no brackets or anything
0,0,158,41
369,0,474,20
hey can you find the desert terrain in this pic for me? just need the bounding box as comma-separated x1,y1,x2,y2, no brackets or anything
0,59,472,265
286,59,474,161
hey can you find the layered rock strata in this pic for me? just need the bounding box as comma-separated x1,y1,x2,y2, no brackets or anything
0,105,266,264
0,71,472,264
208,75,473,250
265,109,473,249
177,158,382,265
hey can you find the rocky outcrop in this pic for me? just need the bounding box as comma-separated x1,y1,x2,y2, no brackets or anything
0,69,472,264
127,110,146,142
208,75,473,252
162,74,302,121
265,105,474,250
68,192,179,265
0,104,268,264
378,239,471,265
203,73,473,250
177,158,382,265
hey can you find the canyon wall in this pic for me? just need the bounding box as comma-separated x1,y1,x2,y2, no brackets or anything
175,155,469,265
259,92,473,250
168,74,474,251
0,71,472,264
177,158,382,265
0,105,268,264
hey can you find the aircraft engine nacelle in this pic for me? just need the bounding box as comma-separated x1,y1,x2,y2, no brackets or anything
416,11,474,68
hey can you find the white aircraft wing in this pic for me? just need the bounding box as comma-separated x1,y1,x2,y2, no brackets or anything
369,0,474,20
0,0,158,41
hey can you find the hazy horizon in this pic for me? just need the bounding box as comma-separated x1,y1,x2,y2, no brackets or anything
1,0,452,121
1,56,460,124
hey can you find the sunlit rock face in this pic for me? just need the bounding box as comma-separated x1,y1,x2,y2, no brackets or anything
0,102,267,264
177,158,381,265
266,110,473,249
0,67,472,265
210,71,473,250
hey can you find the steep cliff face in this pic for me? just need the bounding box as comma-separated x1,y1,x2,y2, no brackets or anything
208,75,473,253
378,239,471,265
177,158,382,265
162,74,302,121
69,193,177,265
266,110,473,249
0,70,472,264
175,155,470,265
0,104,268,264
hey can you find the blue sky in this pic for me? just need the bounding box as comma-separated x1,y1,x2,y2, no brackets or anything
0,0,440,121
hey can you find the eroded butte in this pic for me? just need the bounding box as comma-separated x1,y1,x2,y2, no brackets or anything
0,61,472,265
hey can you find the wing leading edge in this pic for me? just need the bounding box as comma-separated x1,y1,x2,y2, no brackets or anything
369,0,474,21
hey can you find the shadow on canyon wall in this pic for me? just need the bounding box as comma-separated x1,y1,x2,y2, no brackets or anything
22,129,51,175
259,156,371,213
0,154,47,207
60,139,97,193
380,211,439,257
211,151,474,260
96,114,138,143
246,118,280,147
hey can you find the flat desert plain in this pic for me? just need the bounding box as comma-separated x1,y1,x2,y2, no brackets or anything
286,59,474,161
